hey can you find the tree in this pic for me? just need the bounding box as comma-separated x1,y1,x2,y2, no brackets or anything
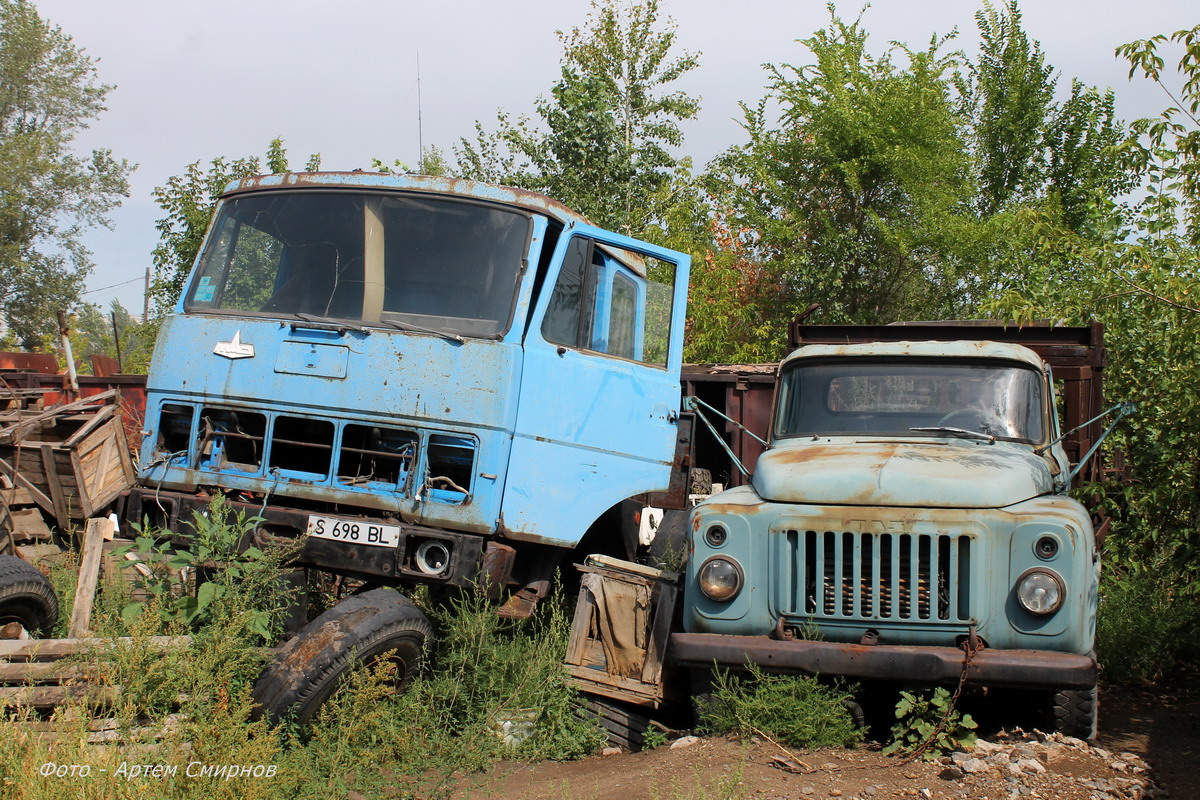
0,0,132,349
696,8,976,360
990,24,1200,590
962,2,1131,231
965,0,1055,216
150,138,319,314
456,0,700,239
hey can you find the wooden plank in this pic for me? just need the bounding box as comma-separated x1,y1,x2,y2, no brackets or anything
69,448,91,517
563,586,598,667
39,445,69,526
0,636,191,662
2,486,34,506
0,661,82,684
68,517,111,636
567,666,660,709
63,405,115,448
0,456,56,516
640,582,677,687
0,390,117,445
0,685,117,708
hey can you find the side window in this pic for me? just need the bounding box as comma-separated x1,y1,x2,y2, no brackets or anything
541,237,595,348
540,236,675,367
608,273,637,360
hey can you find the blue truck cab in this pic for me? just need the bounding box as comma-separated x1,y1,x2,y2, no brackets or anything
129,172,690,620
672,327,1108,739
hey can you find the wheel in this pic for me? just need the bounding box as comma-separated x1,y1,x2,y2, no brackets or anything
0,555,59,636
251,587,431,728
576,696,652,751
1048,684,1098,741
689,467,713,496
649,509,689,572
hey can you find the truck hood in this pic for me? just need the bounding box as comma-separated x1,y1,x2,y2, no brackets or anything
752,439,1054,509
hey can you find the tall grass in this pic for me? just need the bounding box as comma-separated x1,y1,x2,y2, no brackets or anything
1097,551,1200,685
698,664,863,749
0,498,603,800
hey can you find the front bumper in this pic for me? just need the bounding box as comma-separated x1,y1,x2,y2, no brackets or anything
669,633,1096,689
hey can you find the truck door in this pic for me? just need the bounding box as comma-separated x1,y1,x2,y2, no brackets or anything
505,224,690,547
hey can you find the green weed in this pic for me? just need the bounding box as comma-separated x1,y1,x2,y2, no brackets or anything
0,497,606,800
698,663,862,749
1097,552,1200,685
883,686,977,759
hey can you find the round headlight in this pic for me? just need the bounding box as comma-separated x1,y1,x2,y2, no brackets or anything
1016,568,1064,616
698,556,743,602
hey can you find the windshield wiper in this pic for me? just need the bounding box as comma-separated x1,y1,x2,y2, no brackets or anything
910,426,996,443
291,314,366,334
373,318,464,344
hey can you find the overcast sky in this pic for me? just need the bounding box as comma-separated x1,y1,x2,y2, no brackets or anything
32,0,1199,315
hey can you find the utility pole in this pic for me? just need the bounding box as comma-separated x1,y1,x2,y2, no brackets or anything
417,51,424,172
143,267,150,322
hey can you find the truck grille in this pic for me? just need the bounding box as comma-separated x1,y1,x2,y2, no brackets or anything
779,530,972,622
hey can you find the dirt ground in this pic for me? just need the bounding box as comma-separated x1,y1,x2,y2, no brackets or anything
443,677,1198,800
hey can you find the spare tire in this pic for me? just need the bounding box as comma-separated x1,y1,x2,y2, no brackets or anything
0,555,59,636
251,588,431,728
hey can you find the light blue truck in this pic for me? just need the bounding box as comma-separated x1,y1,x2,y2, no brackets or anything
671,323,1116,740
127,172,691,724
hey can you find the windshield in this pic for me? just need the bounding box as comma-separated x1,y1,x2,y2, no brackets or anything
185,191,531,337
774,358,1047,443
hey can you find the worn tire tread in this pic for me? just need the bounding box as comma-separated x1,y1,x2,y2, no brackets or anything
251,588,431,728
1051,685,1098,741
0,554,59,635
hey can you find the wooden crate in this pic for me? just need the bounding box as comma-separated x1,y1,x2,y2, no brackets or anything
0,393,134,528
564,555,678,709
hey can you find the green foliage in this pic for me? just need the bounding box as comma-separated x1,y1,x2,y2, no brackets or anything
641,725,668,749
0,0,132,349
689,2,1132,363
965,0,1055,215
698,664,862,749
64,299,155,374
413,588,605,763
696,6,977,360
456,0,701,241
151,138,320,314
0,535,604,798
114,494,294,643
883,687,977,759
989,22,1200,588
1097,555,1200,684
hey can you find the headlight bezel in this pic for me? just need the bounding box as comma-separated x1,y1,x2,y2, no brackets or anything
1015,567,1065,616
697,555,744,603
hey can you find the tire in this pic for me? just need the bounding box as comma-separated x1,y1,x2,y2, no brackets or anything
0,555,59,636
1048,684,1098,741
577,696,652,752
251,588,431,728
689,468,713,496
648,509,689,571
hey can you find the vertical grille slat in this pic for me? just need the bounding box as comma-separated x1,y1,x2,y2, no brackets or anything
789,528,971,623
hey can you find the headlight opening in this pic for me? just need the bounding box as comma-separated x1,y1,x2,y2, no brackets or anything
1015,568,1064,616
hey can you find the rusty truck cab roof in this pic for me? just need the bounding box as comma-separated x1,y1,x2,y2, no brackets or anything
221,171,593,227
781,339,1048,371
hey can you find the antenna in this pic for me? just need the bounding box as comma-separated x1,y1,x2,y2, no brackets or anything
416,51,424,172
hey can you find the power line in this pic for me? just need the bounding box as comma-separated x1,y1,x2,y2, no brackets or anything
82,276,143,295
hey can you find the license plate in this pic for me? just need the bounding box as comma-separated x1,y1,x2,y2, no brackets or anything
306,514,401,548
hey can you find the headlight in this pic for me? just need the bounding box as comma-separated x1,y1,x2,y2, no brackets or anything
1016,568,1064,616
698,556,743,602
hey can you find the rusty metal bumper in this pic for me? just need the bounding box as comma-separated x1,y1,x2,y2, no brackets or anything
669,634,1096,689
